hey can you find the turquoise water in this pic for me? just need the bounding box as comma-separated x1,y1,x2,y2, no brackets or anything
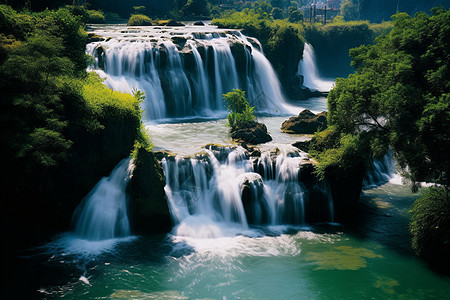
24,183,448,299
10,114,450,299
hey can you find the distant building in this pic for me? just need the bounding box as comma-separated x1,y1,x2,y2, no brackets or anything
327,0,341,10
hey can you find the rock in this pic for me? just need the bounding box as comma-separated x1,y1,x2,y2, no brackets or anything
299,162,317,188
231,122,272,145
324,160,366,222
292,140,311,152
238,173,269,224
281,110,327,134
172,36,187,48
166,19,185,27
87,33,104,43
193,21,205,26
128,147,172,234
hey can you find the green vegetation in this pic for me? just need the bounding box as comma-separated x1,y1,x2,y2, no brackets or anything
223,89,272,144
410,187,450,267
0,5,144,232
128,14,153,26
66,5,105,24
305,19,393,77
223,89,256,129
309,8,450,266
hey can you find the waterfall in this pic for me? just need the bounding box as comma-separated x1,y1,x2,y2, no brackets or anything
163,146,334,238
297,43,334,92
71,159,132,241
363,150,397,188
86,25,289,121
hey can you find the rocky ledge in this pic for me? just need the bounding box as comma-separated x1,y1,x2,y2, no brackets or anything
281,109,327,134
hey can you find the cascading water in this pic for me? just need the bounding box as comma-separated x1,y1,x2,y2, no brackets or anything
163,145,334,239
363,150,398,188
86,25,290,121
71,159,132,241
297,43,335,92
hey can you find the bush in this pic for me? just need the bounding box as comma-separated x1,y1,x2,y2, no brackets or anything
127,14,153,26
86,9,105,24
410,187,450,269
223,89,256,129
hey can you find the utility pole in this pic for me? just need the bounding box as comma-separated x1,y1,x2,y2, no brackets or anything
313,4,316,23
324,5,327,24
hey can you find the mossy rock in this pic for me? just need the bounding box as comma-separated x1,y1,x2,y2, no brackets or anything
281,110,327,134
128,147,171,233
166,19,185,27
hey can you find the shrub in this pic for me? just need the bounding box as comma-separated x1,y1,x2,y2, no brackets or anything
128,14,153,26
223,89,256,129
410,187,450,268
87,10,105,24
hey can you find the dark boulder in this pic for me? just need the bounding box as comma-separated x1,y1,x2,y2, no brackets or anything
166,19,185,27
128,147,172,234
292,140,311,152
238,173,269,224
231,122,272,145
281,110,327,134
193,21,205,26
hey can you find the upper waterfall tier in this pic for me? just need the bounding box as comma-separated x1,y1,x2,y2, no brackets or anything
86,25,289,121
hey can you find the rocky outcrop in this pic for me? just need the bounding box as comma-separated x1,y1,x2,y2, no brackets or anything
231,122,272,145
238,173,269,224
281,110,327,134
324,160,366,222
292,140,311,152
128,147,172,234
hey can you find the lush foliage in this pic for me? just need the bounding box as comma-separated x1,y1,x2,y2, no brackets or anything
410,187,450,267
66,5,105,24
325,9,450,189
128,14,153,26
223,89,256,129
340,0,447,23
304,20,391,77
0,5,143,230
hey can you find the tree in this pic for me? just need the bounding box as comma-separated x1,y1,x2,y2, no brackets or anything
340,0,359,21
223,89,256,129
326,9,450,189
272,7,284,19
182,0,210,18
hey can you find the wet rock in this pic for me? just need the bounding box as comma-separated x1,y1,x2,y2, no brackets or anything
231,122,272,145
281,110,327,134
87,33,104,43
238,173,269,224
166,19,185,27
193,21,205,26
292,140,310,152
128,148,171,233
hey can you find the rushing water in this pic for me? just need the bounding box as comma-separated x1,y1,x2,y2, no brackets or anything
8,25,450,299
297,43,335,92
10,117,449,299
86,24,293,120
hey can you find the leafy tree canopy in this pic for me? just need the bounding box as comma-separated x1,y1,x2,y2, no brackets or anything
320,8,450,189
